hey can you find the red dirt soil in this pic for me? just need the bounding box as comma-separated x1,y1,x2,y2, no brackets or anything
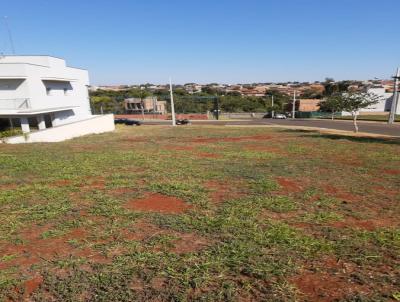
0,225,108,273
191,135,273,143
325,154,363,168
0,183,18,190
382,169,400,175
371,185,398,198
23,275,43,298
122,220,162,241
276,177,303,193
51,179,72,187
323,185,361,202
243,145,287,155
86,180,105,190
196,152,220,158
170,233,210,254
124,193,192,214
164,145,220,158
122,219,210,254
204,180,245,203
165,145,195,151
329,217,398,231
291,270,368,302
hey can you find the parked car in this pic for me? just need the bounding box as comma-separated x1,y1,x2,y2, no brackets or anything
114,118,127,124
124,119,142,126
273,113,287,119
176,119,191,125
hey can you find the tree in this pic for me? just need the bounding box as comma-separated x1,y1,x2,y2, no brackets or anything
90,96,116,114
318,94,344,120
265,90,290,113
324,81,352,97
302,88,323,99
340,92,381,132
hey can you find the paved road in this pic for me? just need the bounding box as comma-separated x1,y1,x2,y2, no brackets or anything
141,119,400,137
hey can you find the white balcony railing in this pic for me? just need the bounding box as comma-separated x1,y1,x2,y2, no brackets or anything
0,98,31,110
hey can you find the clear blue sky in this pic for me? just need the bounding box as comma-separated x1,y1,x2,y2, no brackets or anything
1,0,400,85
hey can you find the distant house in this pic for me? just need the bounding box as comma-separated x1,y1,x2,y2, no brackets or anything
124,97,167,115
183,84,202,94
298,99,321,112
0,55,114,143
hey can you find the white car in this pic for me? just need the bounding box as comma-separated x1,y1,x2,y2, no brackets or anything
273,113,287,119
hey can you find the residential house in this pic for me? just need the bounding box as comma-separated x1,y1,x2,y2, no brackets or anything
298,99,321,112
0,55,114,143
124,97,167,115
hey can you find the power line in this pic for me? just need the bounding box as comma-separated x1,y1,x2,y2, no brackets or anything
4,16,15,54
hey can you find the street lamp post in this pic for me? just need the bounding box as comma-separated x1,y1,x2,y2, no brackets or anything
169,78,176,126
388,68,400,124
292,91,296,119
271,95,274,118
266,94,275,118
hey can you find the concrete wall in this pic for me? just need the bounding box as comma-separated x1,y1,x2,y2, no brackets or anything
115,114,209,120
342,88,399,116
362,88,392,113
298,99,320,112
3,114,114,144
218,112,265,119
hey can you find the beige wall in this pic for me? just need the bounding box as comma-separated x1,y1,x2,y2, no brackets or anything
298,99,320,112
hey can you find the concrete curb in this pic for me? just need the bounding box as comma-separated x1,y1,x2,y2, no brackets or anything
224,124,400,139
311,118,400,125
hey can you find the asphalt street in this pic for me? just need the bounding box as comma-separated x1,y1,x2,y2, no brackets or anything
141,118,400,137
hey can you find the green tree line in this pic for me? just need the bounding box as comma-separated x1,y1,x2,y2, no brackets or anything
89,88,292,114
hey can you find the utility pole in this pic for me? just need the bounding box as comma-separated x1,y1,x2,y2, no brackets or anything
388,68,400,124
292,90,296,119
169,77,176,126
215,97,220,120
271,95,274,118
140,99,145,120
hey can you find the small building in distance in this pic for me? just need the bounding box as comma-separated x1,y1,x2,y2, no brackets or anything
124,97,167,115
298,99,321,112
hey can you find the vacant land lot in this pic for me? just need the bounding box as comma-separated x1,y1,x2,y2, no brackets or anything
0,126,399,301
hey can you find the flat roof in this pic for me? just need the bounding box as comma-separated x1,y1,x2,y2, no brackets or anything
0,55,88,71
0,106,78,116
0,76,27,79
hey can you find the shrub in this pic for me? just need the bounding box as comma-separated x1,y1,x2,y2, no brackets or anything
0,129,23,139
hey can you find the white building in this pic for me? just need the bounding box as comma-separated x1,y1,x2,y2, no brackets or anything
342,87,399,116
0,55,114,143
361,88,394,113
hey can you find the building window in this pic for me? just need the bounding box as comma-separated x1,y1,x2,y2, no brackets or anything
46,87,52,96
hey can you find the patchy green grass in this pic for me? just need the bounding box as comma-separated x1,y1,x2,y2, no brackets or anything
0,125,399,301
